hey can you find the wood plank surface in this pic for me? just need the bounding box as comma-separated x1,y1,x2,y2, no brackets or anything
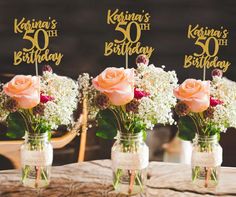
0,160,236,196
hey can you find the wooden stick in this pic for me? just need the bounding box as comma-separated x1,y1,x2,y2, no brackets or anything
205,167,211,188
203,65,206,81
126,52,128,69
78,98,88,162
35,60,38,76
35,166,40,188
128,170,135,194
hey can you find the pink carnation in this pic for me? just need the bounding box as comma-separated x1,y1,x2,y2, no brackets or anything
210,96,223,107
40,93,54,103
134,88,150,100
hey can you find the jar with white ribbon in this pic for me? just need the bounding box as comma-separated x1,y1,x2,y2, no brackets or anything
21,132,53,188
191,134,222,188
111,132,149,195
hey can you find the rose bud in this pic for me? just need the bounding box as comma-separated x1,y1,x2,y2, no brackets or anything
175,102,190,116
95,94,110,110
126,99,140,113
203,107,215,119
4,98,19,112
33,103,46,116
136,54,149,66
211,69,223,78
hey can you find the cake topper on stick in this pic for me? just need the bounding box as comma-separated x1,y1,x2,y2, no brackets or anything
104,9,154,67
13,17,63,75
184,24,230,80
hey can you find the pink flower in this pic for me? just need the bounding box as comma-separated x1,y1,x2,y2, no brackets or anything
134,88,150,99
3,75,40,109
40,93,54,103
210,96,223,107
92,67,134,106
174,79,210,113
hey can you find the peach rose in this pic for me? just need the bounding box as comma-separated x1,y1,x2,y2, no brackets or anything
92,67,134,106
173,79,210,113
3,75,40,109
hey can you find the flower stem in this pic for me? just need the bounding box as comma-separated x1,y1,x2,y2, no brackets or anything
113,169,122,189
18,112,30,133
135,172,144,191
109,109,122,132
189,115,200,135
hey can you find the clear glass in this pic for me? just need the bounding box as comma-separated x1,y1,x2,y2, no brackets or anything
20,132,53,188
191,134,222,188
111,132,149,195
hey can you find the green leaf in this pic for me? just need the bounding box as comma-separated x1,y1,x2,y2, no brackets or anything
6,112,27,139
142,130,147,141
96,109,118,139
131,118,146,139
34,118,52,134
178,116,196,141
217,132,221,141
133,120,146,134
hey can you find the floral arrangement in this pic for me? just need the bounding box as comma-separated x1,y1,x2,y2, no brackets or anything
174,69,236,187
78,54,178,194
0,65,79,138
78,55,178,138
174,69,236,140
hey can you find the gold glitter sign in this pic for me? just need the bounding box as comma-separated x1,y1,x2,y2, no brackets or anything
104,9,154,58
184,24,230,75
14,17,63,66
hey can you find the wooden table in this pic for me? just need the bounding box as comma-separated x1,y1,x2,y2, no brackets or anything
0,160,236,196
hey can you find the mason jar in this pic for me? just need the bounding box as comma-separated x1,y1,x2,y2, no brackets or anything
111,132,149,195
20,132,53,188
191,134,222,188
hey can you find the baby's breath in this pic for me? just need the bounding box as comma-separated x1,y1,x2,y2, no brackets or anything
210,77,236,131
135,64,178,129
0,88,9,122
41,72,79,129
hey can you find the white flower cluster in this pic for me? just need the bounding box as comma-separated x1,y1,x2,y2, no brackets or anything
77,73,99,120
135,64,178,129
210,77,236,131
41,72,79,129
211,77,236,104
0,84,9,122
